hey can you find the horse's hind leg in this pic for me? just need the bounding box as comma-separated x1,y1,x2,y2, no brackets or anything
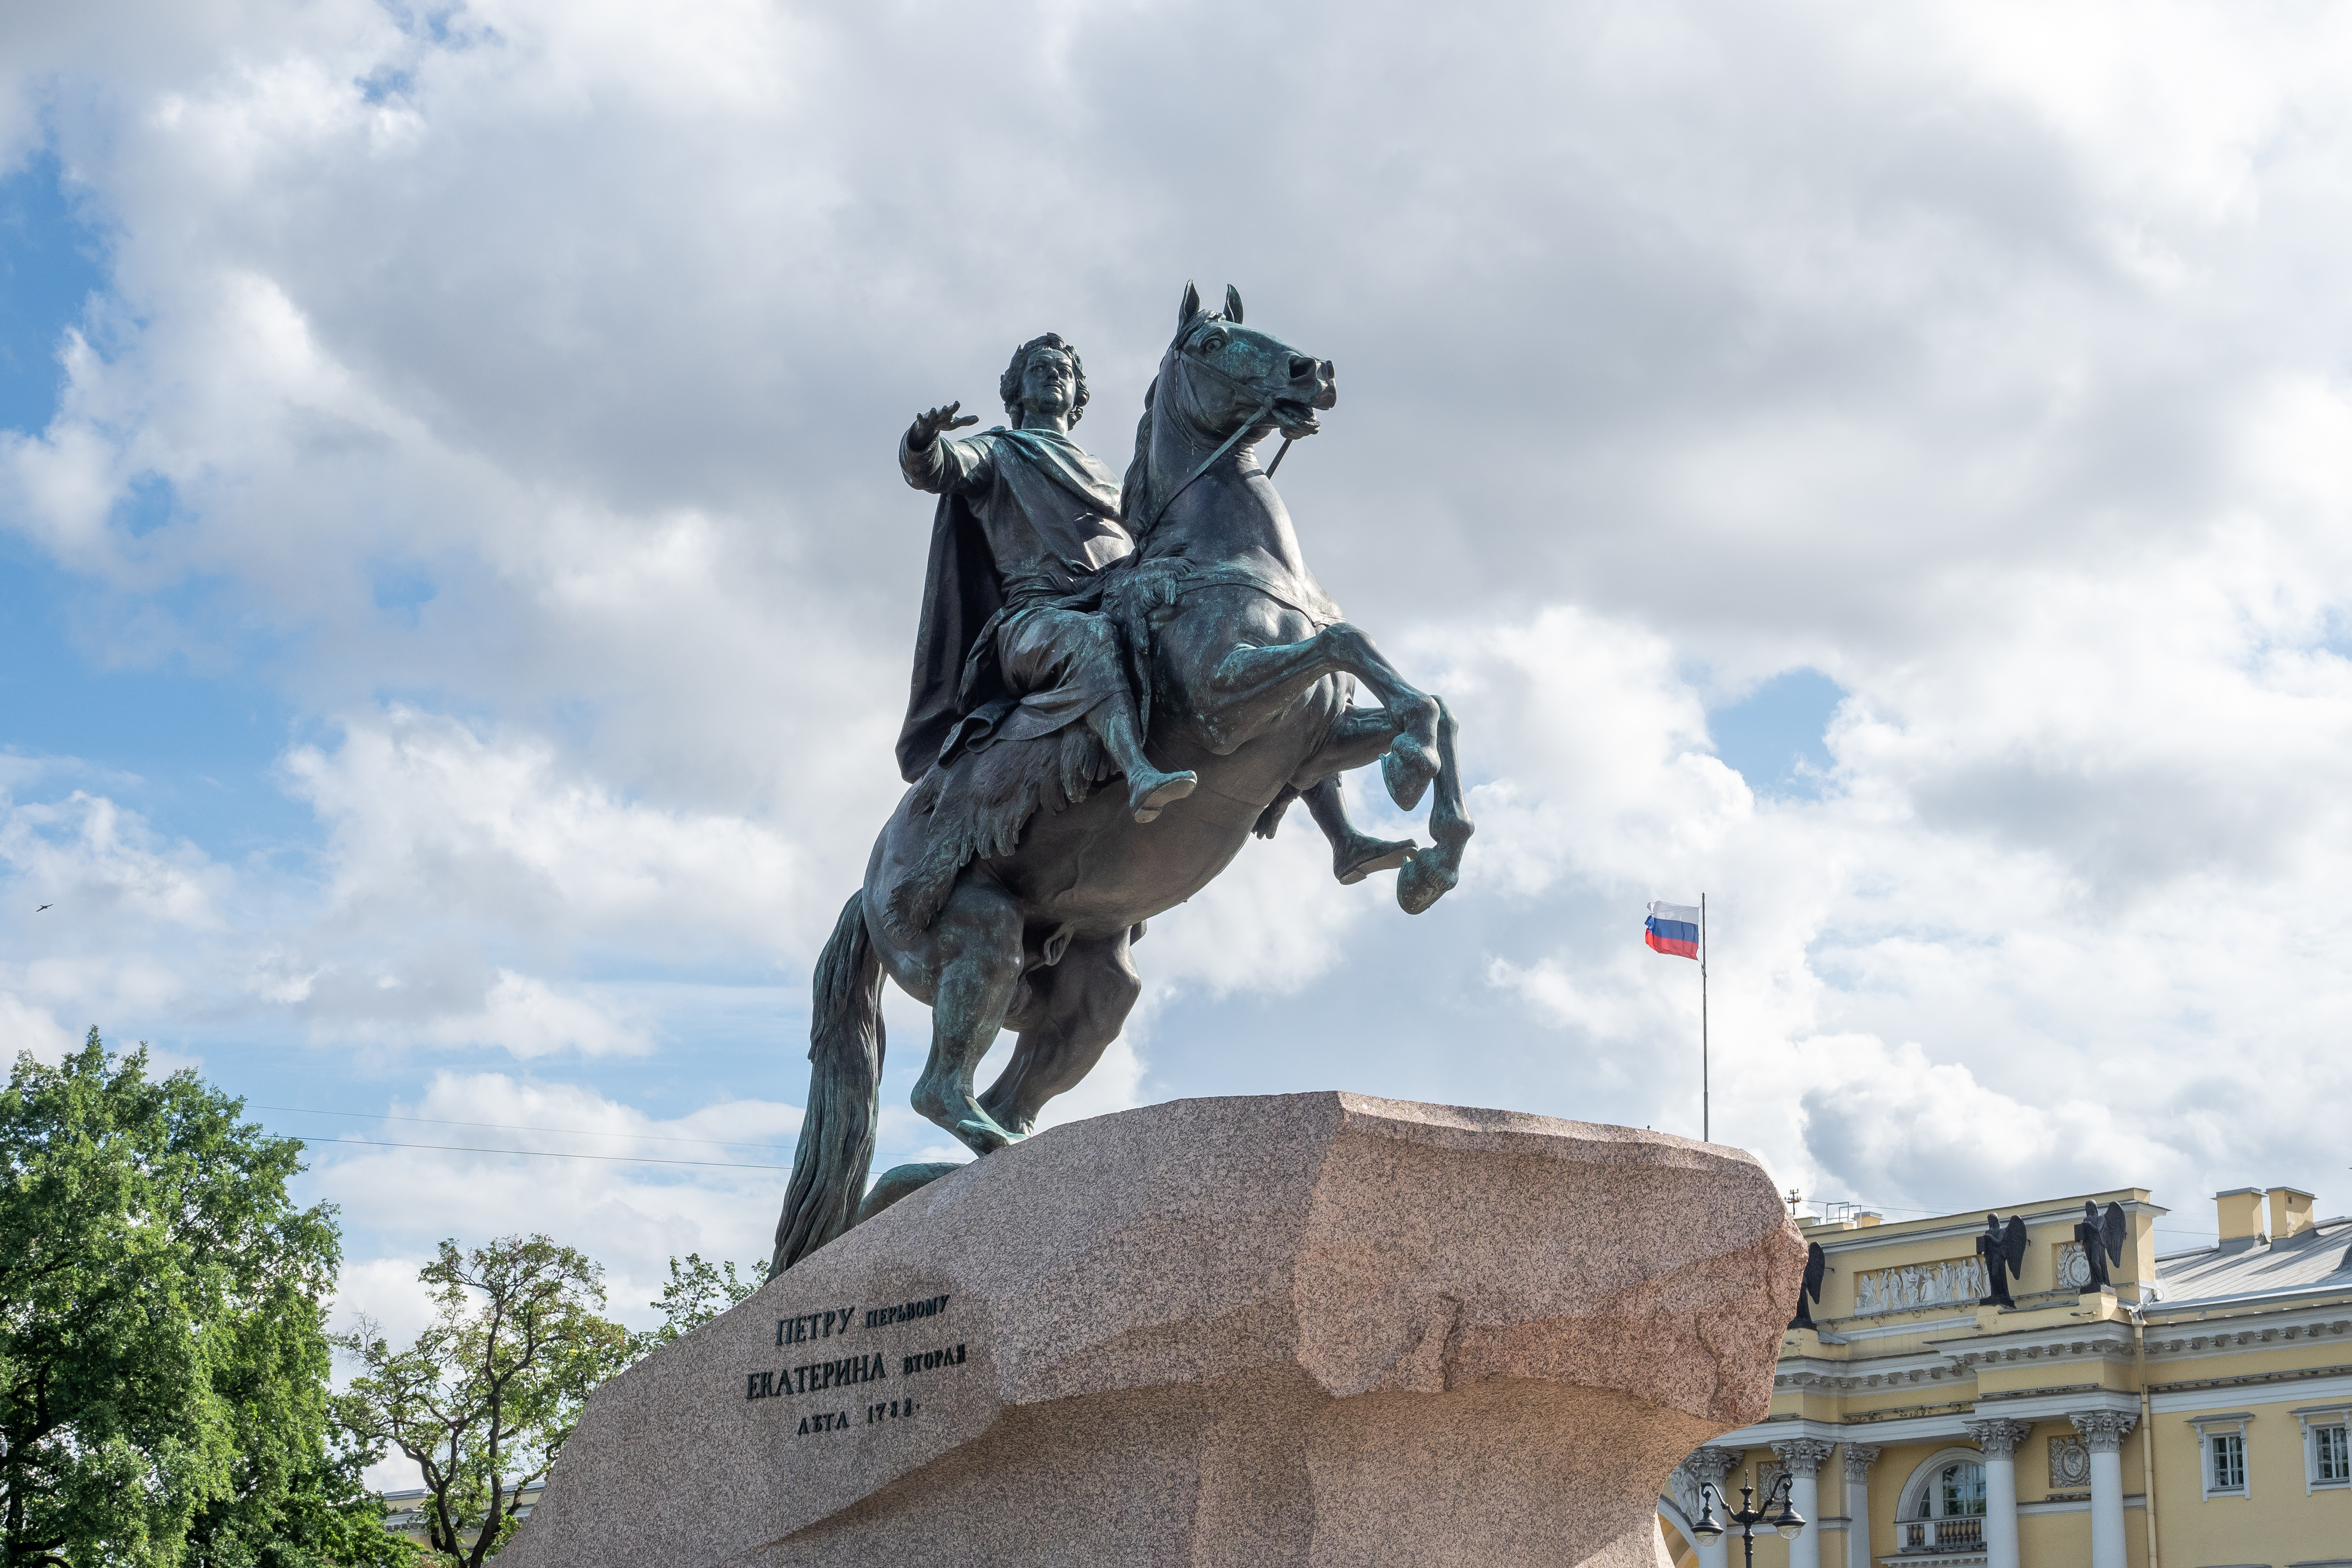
979,931,1142,1136
909,875,1026,1155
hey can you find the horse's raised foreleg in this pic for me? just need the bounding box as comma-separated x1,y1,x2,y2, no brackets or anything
978,931,1142,1135
1298,776,1417,885
1291,700,1474,914
1396,698,1471,914
1202,621,1442,808
908,874,1026,1155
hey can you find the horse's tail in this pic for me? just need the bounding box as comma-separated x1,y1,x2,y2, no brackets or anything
769,892,886,1277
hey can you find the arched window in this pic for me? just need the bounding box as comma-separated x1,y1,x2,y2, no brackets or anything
1915,1461,1986,1519
1897,1456,1987,1550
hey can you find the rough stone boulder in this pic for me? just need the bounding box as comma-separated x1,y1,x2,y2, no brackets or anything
501,1091,1802,1568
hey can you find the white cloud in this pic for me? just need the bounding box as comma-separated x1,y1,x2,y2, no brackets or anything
6,0,2352,1320
283,708,807,955
0,992,79,1063
315,1071,795,1320
0,783,225,929
411,969,646,1058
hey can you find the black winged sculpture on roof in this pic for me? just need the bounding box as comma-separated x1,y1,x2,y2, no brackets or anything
2076,1201,2128,1292
1976,1213,2028,1308
1790,1240,1828,1330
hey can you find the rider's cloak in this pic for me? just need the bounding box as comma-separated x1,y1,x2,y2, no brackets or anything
896,427,1128,783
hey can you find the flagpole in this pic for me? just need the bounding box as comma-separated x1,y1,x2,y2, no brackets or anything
1700,892,1709,1143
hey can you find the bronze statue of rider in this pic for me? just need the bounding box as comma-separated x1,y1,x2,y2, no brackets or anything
896,333,1198,823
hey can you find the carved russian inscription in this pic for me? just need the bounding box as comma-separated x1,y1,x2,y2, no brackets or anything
866,1295,951,1328
737,1292,973,1447
776,1307,859,1346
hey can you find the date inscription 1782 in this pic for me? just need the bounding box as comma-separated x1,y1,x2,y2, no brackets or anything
743,1294,966,1438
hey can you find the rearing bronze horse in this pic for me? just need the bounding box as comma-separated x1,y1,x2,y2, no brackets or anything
771,284,1471,1273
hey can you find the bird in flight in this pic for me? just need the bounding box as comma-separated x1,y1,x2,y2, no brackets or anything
35,905,51,912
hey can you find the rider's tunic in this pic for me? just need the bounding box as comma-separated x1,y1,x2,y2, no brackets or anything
898,426,1136,770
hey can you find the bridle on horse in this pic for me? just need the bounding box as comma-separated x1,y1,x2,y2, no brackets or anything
1136,327,1302,535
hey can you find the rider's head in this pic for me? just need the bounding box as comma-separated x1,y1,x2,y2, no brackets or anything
1001,334,1089,428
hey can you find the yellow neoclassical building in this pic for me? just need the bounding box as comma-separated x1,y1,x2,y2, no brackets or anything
1658,1184,2352,1568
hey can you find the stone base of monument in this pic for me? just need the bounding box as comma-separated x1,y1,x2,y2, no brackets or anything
501,1093,1801,1568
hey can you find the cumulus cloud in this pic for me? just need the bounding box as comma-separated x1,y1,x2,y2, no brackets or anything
282,708,808,953
315,1069,799,1487
0,993,79,1063
3,0,2352,1300
315,1071,794,1313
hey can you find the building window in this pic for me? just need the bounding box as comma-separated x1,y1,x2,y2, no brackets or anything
2318,1425,2349,1484
1899,1460,1987,1550
2191,1414,2254,1501
2299,1407,2352,1491
2209,1432,2245,1493
1931,1461,1987,1518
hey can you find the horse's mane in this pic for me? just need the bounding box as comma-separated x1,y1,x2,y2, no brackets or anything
1118,371,1159,538
1119,309,1251,541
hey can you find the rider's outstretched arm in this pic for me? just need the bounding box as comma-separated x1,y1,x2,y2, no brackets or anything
901,402,987,495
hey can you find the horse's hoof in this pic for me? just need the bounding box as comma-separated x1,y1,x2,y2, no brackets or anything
1383,741,1437,811
1397,847,1460,914
1130,769,1198,823
1335,837,1416,885
950,1114,1023,1156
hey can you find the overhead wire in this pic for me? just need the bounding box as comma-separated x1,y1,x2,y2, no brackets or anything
245,1102,797,1170
247,1101,795,1156
303,1136,785,1171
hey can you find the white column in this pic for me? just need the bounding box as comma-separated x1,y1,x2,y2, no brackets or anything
1964,1418,2030,1568
2071,1411,2137,1568
1681,1447,1739,1568
1772,1439,1836,1568
1841,1444,1880,1568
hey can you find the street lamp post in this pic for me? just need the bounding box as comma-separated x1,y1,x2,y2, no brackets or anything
1691,1473,1806,1568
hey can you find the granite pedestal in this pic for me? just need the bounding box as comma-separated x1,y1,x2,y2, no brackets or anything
500,1092,1802,1568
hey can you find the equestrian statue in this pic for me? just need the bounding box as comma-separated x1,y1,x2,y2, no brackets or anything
771,283,1473,1275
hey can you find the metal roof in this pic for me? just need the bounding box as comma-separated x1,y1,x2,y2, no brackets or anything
2154,1217,2352,1305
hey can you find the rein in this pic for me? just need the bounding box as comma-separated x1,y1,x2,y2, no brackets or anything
1137,339,1286,535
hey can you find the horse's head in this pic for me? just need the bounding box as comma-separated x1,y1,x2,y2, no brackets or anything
1161,281,1336,442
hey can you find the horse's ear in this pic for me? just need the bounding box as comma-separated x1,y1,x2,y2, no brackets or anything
1224,284,1244,324
1178,281,1202,331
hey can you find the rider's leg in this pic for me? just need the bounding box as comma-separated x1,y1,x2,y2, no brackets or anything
1085,697,1197,823
909,874,1027,1155
1299,776,1417,885
1000,608,1195,823
979,931,1142,1135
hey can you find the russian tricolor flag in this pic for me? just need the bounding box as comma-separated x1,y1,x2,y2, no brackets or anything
1645,901,1700,960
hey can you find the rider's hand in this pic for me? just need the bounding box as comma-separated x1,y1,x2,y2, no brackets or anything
908,401,980,450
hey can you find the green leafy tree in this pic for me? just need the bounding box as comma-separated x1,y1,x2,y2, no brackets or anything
335,1238,629,1568
0,1028,356,1567
183,1418,416,1568
627,1253,760,1359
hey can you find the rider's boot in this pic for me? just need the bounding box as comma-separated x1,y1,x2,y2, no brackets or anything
1302,775,1416,884
1089,702,1197,823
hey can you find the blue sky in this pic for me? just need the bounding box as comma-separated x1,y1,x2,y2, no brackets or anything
9,4,2352,1411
